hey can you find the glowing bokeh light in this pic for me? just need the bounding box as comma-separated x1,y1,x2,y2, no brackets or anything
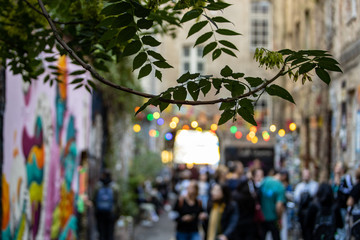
155,130,159,137
147,114,154,121
270,124,276,132
153,112,160,119
196,127,202,132
172,117,180,124
165,133,173,141
191,121,199,128
182,125,190,130
278,129,286,137
262,131,270,141
134,106,140,113
170,122,177,129
289,122,297,131
211,124,218,131
249,131,256,138
230,126,237,134
149,129,157,137
157,118,164,125
133,124,141,133
250,126,257,133
251,136,258,144
246,134,252,141
235,131,242,139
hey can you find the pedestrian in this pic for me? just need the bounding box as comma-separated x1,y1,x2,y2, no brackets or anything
294,168,318,240
259,171,286,240
305,183,343,240
226,161,246,192
346,167,360,238
93,169,120,240
173,180,203,240
232,179,256,240
198,173,210,210
200,183,239,240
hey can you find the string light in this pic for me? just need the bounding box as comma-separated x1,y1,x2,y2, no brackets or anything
170,122,177,129
289,122,297,131
235,131,242,139
191,121,198,128
147,114,154,121
153,112,160,119
278,129,286,137
172,117,180,124
133,124,141,133
211,124,218,131
230,126,237,134
165,133,173,140
270,124,276,132
157,118,164,125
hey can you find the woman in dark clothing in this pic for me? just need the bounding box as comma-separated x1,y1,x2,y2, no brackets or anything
305,183,343,240
200,183,239,240
174,180,203,240
232,180,256,240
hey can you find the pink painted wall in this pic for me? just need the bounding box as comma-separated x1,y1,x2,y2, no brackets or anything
2,55,92,240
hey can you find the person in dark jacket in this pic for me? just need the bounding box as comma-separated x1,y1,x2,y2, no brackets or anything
92,169,120,240
174,180,203,240
305,183,343,240
232,180,256,240
200,183,239,240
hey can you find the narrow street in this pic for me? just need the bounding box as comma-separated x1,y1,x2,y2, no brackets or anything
134,212,175,240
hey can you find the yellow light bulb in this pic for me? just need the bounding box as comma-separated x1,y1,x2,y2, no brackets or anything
278,129,286,137
249,131,256,138
170,122,177,129
289,123,297,131
270,124,276,132
211,124,218,131
153,112,160,119
133,124,141,133
191,121,198,128
172,117,179,124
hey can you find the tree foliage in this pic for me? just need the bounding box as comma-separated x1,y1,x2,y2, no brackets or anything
0,0,342,125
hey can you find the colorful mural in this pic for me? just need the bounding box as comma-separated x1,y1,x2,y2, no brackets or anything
2,55,91,240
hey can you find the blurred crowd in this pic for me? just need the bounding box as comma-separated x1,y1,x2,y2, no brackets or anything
131,160,360,240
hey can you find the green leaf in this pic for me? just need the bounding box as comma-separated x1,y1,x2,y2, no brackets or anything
266,84,295,104
189,73,200,79
70,78,83,84
231,82,245,97
187,82,200,101
203,42,217,57
199,79,211,96
45,57,57,62
97,17,116,28
122,40,142,57
317,62,342,72
239,99,254,114
173,86,187,101
232,72,245,79
100,29,119,41
238,107,257,126
135,98,153,115
206,2,231,10
137,19,153,29
299,63,316,74
212,78,222,91
177,72,191,83
101,2,131,16
187,21,208,38
155,70,162,81
160,93,171,112
221,48,237,57
300,50,328,56
216,29,241,36
147,50,166,61
74,84,83,90
153,61,173,69
44,75,50,83
315,67,331,84
112,13,133,28
219,102,235,110
142,36,161,47
220,65,233,77
117,27,136,42
317,57,339,65
194,32,213,46
88,80,96,89
218,110,234,125
138,64,152,79
219,40,238,50
180,9,203,23
70,70,86,75
85,85,92,94
212,16,232,23
291,57,309,66
278,49,293,55
244,77,263,87
133,52,147,70
212,49,222,61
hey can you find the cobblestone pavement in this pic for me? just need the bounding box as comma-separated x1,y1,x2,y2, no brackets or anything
133,212,175,240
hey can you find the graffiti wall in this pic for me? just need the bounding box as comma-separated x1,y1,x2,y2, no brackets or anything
2,56,91,240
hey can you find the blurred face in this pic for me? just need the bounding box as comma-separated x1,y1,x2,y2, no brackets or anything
302,169,311,181
200,173,207,182
236,162,244,175
254,169,264,183
187,181,198,196
211,184,223,201
334,162,343,174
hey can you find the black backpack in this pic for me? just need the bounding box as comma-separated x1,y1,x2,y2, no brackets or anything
298,191,312,219
313,205,336,240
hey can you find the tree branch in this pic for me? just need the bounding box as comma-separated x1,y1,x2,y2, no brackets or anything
37,0,284,106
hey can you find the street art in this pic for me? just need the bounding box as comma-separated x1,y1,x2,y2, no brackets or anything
3,55,90,240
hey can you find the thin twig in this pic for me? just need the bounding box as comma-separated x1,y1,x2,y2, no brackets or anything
37,0,284,106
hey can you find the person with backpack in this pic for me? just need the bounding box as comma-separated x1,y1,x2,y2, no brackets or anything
294,168,318,240
347,167,360,238
93,169,120,240
173,180,203,240
305,183,343,240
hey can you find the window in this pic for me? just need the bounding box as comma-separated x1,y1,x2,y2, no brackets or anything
250,1,272,49
181,46,204,74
